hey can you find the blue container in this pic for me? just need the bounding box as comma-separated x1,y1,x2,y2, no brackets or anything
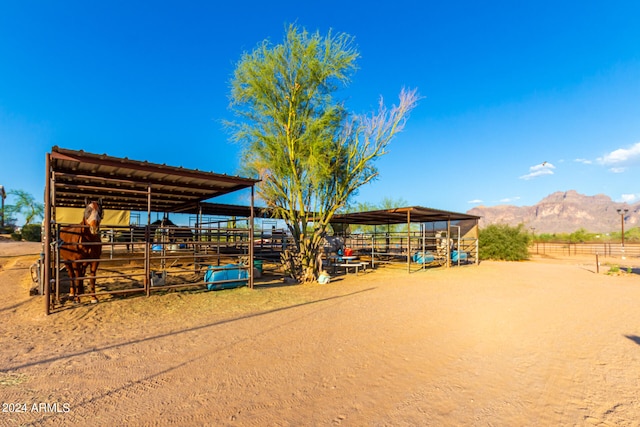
451,251,467,262
412,251,435,263
205,264,248,290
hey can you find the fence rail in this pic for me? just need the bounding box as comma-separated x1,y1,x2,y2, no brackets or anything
530,242,640,258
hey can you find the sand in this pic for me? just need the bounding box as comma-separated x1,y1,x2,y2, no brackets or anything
1,240,640,426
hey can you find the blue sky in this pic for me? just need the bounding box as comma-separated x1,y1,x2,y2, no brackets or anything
1,1,640,224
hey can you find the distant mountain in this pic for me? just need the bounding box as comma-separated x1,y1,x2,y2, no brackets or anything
467,190,640,234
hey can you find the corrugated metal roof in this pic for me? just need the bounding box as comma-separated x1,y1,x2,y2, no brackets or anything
197,202,273,218
49,146,259,214
330,206,480,225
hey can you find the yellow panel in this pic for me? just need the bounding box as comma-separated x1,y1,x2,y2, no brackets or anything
56,207,130,226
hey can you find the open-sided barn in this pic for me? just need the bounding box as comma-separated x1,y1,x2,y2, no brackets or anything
329,206,480,272
43,146,259,314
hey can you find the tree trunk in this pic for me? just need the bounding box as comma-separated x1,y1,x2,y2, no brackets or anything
301,229,326,283
281,249,302,282
282,229,325,283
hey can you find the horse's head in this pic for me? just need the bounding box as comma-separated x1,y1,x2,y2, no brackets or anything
83,198,104,235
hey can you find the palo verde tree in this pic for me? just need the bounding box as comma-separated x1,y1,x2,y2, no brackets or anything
6,189,44,227
228,24,418,282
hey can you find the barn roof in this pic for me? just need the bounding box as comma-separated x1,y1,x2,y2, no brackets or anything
49,146,259,214
197,202,273,218
330,206,479,225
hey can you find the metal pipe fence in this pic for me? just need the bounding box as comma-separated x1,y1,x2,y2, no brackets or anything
344,230,479,270
530,242,640,258
48,220,253,312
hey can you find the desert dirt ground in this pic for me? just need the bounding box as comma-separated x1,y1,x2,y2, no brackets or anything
1,239,640,426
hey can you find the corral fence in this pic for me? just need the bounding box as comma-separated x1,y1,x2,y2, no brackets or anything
44,218,254,310
530,242,640,259
346,228,478,269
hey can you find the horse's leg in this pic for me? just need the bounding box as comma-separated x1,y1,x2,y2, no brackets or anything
76,263,86,303
66,262,79,303
88,261,99,303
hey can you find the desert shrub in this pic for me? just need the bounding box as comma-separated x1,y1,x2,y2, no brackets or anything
479,224,531,261
623,227,640,243
535,233,556,242
10,232,22,241
21,224,41,242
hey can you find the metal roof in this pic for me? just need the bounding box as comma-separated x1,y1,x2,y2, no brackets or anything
198,202,273,218
330,206,480,225
49,146,259,214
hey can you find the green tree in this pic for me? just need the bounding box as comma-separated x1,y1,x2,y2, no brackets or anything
568,227,594,243
379,196,409,210
228,24,418,282
21,224,42,242
535,233,555,242
6,189,44,227
479,224,531,261
624,227,640,243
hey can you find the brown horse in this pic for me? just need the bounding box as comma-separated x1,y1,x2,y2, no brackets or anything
59,199,103,303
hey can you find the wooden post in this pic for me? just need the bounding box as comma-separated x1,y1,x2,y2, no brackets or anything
44,153,52,315
145,186,151,297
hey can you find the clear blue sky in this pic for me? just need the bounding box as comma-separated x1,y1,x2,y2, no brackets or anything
2,1,640,224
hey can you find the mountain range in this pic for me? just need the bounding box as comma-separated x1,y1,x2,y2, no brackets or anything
466,190,640,234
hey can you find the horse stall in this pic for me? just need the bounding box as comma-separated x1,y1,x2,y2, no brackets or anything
42,146,259,315
329,206,480,273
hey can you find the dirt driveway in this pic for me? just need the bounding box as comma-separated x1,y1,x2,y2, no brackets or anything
1,241,640,426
